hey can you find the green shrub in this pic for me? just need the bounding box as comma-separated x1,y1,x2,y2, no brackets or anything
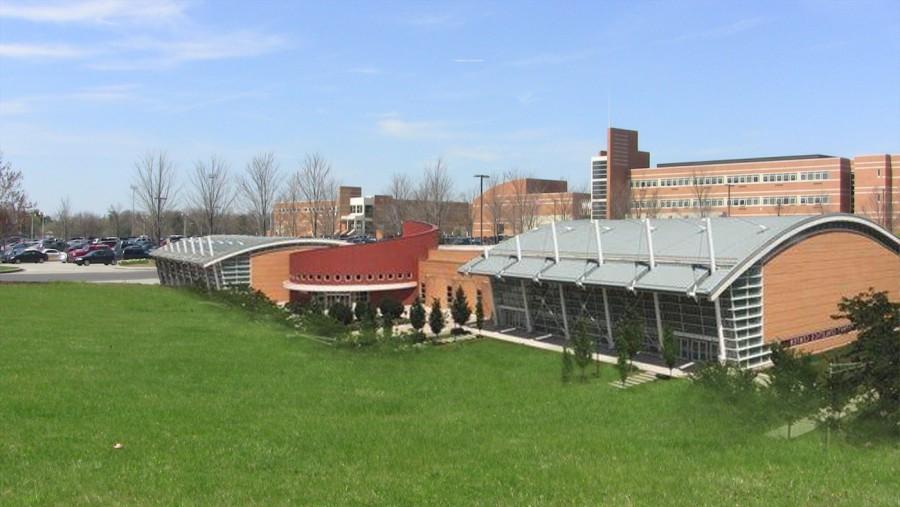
378,298,404,321
329,302,354,326
354,300,372,322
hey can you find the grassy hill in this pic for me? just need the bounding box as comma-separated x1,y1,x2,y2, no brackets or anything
0,284,896,505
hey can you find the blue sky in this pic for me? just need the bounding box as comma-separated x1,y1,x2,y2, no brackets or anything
1,0,898,214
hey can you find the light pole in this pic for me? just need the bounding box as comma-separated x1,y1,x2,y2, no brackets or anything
130,185,137,237
474,174,490,244
726,183,733,217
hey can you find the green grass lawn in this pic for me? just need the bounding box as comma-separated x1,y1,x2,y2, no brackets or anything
1,284,897,505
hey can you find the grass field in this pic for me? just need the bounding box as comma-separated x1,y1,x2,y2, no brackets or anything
1,284,897,505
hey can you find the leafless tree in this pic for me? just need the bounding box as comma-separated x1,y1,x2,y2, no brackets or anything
71,211,103,238
276,171,303,237
190,156,235,235
504,169,538,234
0,152,32,238
240,152,281,236
384,173,415,236
483,172,507,241
690,168,712,218
297,153,332,237
320,177,341,237
107,203,125,237
860,188,889,229
610,179,634,219
417,158,454,231
56,196,72,240
134,151,179,244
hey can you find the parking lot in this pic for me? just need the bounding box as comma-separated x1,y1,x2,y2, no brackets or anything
0,260,159,284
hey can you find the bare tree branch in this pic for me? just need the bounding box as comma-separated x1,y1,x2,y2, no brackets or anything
240,152,281,236
190,156,235,235
297,153,332,237
134,151,178,244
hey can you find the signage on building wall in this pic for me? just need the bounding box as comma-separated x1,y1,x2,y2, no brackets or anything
779,324,855,347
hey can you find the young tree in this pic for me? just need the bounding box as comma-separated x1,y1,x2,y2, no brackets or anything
134,151,178,245
660,326,678,376
571,319,593,381
384,173,415,236
615,335,631,387
561,344,574,383
816,360,857,449
240,152,281,236
354,300,372,323
833,289,900,421
378,297,404,322
767,342,818,439
0,152,32,238
474,290,485,335
428,298,445,337
450,286,471,331
616,307,645,365
409,298,426,339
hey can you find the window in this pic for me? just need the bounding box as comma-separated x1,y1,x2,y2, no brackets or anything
420,282,426,300
446,285,453,304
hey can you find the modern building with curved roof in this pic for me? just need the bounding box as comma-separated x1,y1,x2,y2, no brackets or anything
152,235,346,300
283,221,440,307
460,213,899,367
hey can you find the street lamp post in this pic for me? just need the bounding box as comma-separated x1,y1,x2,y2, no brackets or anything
726,183,733,217
130,185,137,237
474,174,490,245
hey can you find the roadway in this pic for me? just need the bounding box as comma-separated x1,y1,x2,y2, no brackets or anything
0,261,160,284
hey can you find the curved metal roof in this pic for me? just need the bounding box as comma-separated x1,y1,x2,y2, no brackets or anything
151,235,347,268
460,214,899,299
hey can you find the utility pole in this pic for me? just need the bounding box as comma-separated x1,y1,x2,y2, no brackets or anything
30,209,36,239
182,211,187,237
474,174,490,244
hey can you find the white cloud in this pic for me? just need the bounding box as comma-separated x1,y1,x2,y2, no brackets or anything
0,100,29,115
70,83,138,101
0,43,91,59
668,18,764,43
376,118,449,140
0,0,185,24
448,147,500,162
508,49,597,67
88,31,288,69
453,58,484,64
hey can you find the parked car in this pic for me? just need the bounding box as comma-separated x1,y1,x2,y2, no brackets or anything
74,248,116,266
121,246,151,260
6,250,48,264
41,248,64,261
66,244,110,263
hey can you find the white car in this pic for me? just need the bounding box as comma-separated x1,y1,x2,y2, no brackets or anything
41,248,64,261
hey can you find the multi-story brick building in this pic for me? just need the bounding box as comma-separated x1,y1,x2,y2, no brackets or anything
472,178,590,241
272,186,360,238
591,127,899,233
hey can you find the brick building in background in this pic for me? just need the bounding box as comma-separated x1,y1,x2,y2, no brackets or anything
472,178,590,241
591,127,898,233
272,186,360,238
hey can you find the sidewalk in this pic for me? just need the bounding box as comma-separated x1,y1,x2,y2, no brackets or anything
462,325,688,378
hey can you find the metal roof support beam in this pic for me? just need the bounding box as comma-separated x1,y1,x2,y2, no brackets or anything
515,235,522,261
714,298,726,364
644,218,656,269
558,283,570,339
198,237,204,255
705,217,717,272
484,245,490,259
207,237,215,257
520,280,533,332
601,288,614,347
190,239,196,254
653,293,664,349
550,221,560,263
594,220,605,264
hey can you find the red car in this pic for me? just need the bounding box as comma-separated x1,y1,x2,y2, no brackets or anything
66,244,109,262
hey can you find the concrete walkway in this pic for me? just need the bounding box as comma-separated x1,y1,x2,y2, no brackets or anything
462,325,688,378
